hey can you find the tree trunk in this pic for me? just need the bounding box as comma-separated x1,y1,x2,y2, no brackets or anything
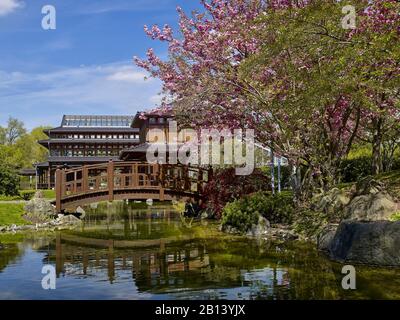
371,117,383,175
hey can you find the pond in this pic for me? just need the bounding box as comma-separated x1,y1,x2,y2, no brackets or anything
0,202,399,300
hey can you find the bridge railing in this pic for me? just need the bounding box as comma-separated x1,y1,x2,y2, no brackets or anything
55,161,211,212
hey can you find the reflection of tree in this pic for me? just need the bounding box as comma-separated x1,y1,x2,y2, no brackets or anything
0,244,21,273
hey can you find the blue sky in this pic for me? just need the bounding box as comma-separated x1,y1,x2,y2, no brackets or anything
0,0,201,129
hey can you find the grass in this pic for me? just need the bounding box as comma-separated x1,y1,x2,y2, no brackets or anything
0,189,55,202
0,203,28,226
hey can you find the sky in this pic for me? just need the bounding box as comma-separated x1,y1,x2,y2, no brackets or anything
0,0,202,130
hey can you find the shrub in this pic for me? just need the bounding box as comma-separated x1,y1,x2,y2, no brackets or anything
390,212,400,222
256,191,295,224
221,198,260,233
339,157,372,183
221,191,295,232
19,190,35,201
203,168,270,217
0,164,19,196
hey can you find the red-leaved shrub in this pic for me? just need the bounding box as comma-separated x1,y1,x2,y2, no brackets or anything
203,168,271,218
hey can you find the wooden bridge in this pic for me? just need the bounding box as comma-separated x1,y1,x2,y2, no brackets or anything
55,161,211,212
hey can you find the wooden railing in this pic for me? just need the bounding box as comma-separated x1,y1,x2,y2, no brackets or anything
55,161,210,212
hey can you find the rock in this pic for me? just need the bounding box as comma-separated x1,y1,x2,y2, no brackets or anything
200,209,214,220
90,203,98,210
76,206,86,219
25,195,55,218
323,220,400,266
34,190,45,199
344,191,398,221
246,216,270,238
317,224,339,252
267,226,299,241
353,176,386,197
221,225,241,235
313,188,350,219
58,214,82,226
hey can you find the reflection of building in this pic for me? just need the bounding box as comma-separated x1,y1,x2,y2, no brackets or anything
52,233,212,290
35,115,140,189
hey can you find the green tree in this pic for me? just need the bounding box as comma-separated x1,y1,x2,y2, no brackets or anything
0,127,6,145
0,163,19,196
3,117,26,145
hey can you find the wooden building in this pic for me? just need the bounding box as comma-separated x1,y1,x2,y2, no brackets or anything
36,115,140,189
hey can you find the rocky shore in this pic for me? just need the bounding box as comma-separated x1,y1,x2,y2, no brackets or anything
0,191,83,234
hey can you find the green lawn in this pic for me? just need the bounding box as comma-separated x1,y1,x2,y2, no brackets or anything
0,203,27,226
0,189,55,202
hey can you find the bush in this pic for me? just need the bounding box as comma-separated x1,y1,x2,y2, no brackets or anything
203,168,271,217
390,212,400,222
221,191,295,232
221,198,260,233
19,190,35,201
0,164,19,196
339,157,372,183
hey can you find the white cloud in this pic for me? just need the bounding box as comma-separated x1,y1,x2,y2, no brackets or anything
0,61,162,129
107,69,149,83
0,0,24,16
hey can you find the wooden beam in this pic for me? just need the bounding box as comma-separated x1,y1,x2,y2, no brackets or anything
55,169,62,213
108,160,114,202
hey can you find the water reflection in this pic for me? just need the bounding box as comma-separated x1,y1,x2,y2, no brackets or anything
0,204,400,300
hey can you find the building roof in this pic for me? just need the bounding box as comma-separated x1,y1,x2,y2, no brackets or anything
61,115,135,128
47,156,121,163
19,168,36,176
38,138,139,147
43,127,140,135
131,110,174,128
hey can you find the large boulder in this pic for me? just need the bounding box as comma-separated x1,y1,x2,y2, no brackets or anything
321,220,400,267
24,192,56,222
313,188,350,219
344,191,398,221
317,224,339,252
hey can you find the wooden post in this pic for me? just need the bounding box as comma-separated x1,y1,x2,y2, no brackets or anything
55,169,62,213
48,165,52,190
82,165,88,193
108,160,114,202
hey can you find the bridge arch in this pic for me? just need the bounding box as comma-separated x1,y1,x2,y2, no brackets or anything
55,161,211,212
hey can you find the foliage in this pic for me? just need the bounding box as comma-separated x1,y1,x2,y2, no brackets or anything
221,191,295,232
0,163,19,196
292,210,329,240
203,168,270,217
390,212,400,222
221,198,260,233
339,157,373,183
0,117,26,145
19,190,36,201
0,122,50,170
261,165,292,190
136,0,400,199
0,203,27,226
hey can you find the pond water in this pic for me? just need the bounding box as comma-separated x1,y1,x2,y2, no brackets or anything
0,202,399,300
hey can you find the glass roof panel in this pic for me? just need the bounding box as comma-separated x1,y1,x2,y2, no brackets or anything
61,115,134,128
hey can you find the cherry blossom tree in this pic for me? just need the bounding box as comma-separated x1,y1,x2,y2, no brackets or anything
135,0,399,198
